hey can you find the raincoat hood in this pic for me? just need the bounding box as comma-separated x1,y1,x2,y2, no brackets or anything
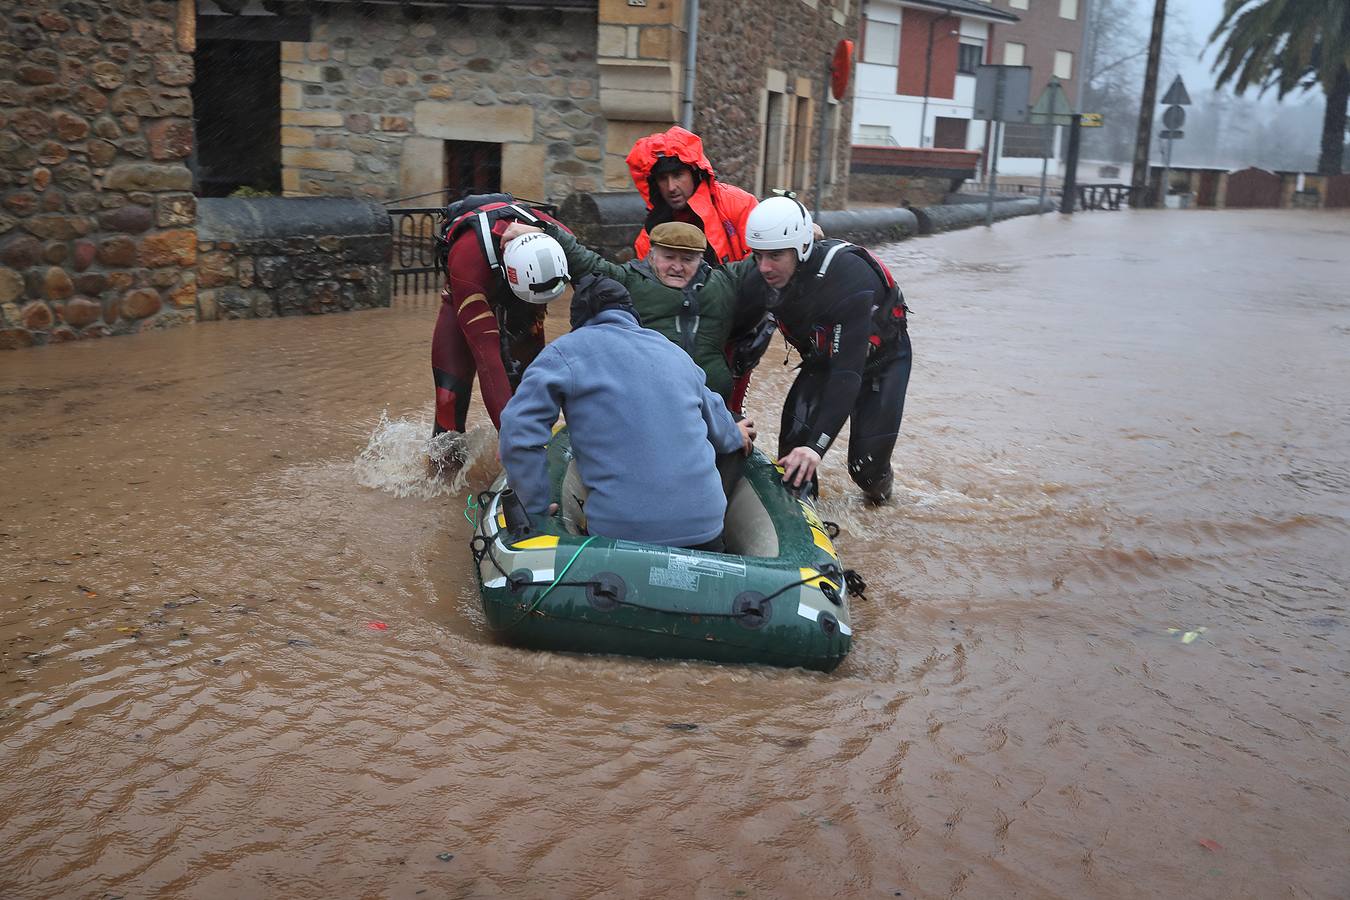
626,126,716,208
625,127,759,265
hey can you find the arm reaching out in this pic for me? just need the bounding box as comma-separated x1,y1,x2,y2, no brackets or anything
501,221,542,243
499,346,572,517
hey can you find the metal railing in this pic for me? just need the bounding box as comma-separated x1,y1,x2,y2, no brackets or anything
1075,183,1135,211
956,181,1063,198
388,206,444,300
385,191,559,300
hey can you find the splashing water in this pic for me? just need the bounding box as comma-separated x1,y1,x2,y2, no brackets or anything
353,410,495,499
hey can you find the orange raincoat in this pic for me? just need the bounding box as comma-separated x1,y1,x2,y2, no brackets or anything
626,127,758,265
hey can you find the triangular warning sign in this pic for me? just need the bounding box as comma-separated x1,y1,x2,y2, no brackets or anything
1161,76,1191,106
1029,78,1074,125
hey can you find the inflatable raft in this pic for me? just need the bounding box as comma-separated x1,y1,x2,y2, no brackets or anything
468,428,856,672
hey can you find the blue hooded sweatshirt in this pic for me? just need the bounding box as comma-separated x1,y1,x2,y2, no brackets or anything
499,307,744,547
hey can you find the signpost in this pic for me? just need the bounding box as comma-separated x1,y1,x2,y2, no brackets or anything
1029,78,1073,212
1158,76,1190,207
973,65,1032,227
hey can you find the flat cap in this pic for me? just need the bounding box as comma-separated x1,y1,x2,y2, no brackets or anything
649,221,707,253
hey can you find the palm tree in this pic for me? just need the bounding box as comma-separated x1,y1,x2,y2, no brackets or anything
1209,0,1350,174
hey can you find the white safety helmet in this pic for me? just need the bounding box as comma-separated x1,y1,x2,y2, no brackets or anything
745,195,814,261
502,232,569,304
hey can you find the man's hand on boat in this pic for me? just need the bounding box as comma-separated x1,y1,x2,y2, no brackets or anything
502,221,543,243
738,417,756,455
777,446,821,488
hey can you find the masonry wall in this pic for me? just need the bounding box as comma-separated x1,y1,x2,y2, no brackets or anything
196,197,390,320
695,0,859,209
0,0,197,349
278,6,605,205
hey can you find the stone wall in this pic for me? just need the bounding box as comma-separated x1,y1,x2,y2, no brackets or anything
195,197,390,320
279,6,604,205
0,0,197,350
695,0,859,208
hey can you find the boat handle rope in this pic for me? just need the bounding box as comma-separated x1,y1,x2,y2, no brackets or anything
488,535,598,634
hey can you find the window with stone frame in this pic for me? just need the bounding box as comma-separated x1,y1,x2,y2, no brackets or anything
192,39,282,197
791,95,814,193
760,89,790,194
444,141,502,198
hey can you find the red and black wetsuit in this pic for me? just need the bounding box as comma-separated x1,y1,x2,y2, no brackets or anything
733,240,913,498
431,202,568,435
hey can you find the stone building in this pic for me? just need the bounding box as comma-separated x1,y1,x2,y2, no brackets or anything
1,0,861,349
1,0,200,348
247,0,858,207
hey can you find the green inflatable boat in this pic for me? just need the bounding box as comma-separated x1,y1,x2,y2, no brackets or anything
468,428,856,672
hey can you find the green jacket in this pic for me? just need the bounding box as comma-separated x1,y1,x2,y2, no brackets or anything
544,222,745,401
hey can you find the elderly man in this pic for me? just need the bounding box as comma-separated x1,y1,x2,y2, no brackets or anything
499,276,754,550
502,219,741,403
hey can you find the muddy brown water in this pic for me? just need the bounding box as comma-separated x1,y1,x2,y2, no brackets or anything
2,210,1347,899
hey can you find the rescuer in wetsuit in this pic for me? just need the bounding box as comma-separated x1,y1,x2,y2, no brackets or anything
430,195,570,438
732,196,913,503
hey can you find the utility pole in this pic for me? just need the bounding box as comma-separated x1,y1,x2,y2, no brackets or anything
1130,0,1167,207
919,14,953,148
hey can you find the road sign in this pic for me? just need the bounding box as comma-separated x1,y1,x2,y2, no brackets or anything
1161,75,1191,106
973,65,1032,123
1162,104,1185,130
1160,129,1184,140
1029,78,1074,126
1081,112,1104,127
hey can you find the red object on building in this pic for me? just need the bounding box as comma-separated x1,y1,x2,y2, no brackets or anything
831,39,855,100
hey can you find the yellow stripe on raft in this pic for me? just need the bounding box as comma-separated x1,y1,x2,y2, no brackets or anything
512,535,560,550
799,567,839,590
811,526,838,558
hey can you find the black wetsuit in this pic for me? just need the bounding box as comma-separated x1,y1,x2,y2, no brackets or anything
735,240,913,499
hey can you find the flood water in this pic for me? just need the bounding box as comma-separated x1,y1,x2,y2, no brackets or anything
2,209,1347,898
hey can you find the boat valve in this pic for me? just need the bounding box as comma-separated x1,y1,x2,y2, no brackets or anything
733,592,772,630
819,582,842,606
818,564,844,606
586,572,626,610
499,488,533,539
